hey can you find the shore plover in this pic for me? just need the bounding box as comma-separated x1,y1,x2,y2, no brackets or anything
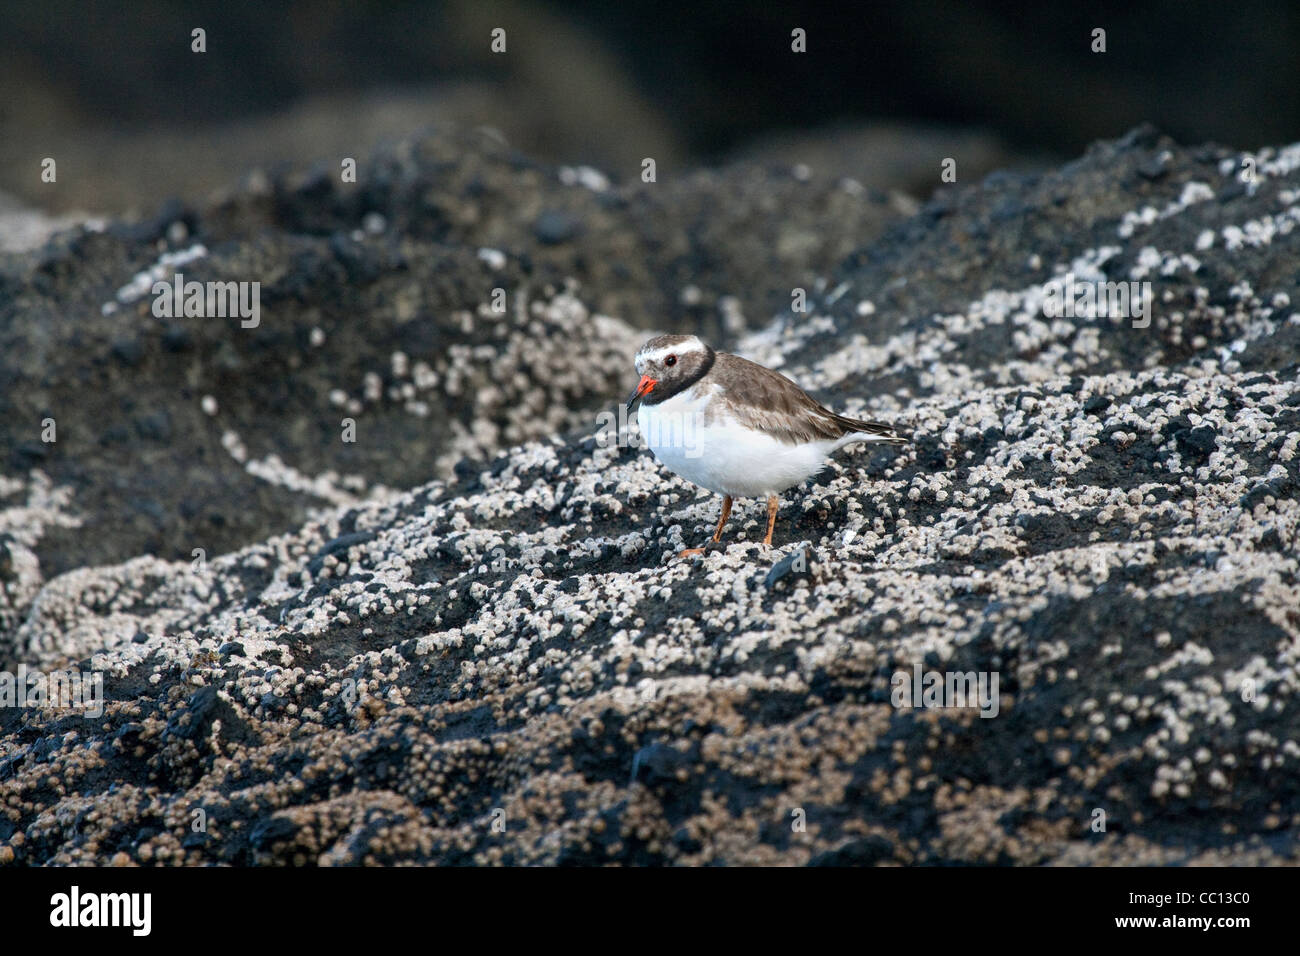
626,334,907,556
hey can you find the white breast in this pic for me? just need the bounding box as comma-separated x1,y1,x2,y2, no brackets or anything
637,385,837,498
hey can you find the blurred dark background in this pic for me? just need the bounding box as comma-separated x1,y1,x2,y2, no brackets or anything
1,0,1297,217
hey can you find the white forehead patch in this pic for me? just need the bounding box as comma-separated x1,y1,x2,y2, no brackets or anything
636,338,705,370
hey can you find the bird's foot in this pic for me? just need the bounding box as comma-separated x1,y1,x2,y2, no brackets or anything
676,547,706,559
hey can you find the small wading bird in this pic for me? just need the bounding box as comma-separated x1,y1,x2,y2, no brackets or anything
626,334,907,557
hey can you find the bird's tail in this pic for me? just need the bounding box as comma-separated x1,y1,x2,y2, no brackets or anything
831,414,909,447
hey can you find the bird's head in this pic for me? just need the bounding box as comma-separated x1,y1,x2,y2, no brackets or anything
627,334,714,410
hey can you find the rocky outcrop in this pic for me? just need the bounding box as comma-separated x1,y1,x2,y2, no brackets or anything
0,127,1297,865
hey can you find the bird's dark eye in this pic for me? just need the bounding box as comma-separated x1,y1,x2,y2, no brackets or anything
665,354,677,367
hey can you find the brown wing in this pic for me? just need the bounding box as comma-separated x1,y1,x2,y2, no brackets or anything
711,353,906,446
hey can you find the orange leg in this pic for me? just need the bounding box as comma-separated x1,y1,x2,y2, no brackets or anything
762,495,779,546
678,495,733,559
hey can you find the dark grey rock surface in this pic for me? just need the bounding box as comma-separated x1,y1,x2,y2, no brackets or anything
0,127,1297,865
